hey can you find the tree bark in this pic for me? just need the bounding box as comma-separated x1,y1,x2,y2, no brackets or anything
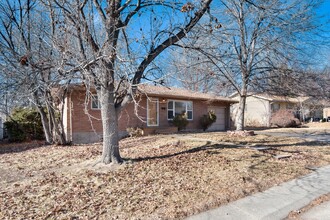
36,105,53,144
235,87,247,131
33,91,53,144
99,86,122,164
47,102,67,145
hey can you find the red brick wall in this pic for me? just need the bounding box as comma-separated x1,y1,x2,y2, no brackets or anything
69,91,148,134
68,90,231,137
118,97,147,131
70,90,103,133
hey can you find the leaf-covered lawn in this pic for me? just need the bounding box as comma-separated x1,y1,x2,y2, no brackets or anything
1,132,330,219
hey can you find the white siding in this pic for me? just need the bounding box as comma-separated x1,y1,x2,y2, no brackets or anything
324,108,330,118
231,96,270,127
245,96,270,127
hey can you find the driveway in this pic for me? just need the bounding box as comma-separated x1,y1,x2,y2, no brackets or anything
256,128,330,143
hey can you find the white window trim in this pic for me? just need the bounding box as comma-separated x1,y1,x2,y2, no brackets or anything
91,94,101,110
167,99,193,121
147,97,159,126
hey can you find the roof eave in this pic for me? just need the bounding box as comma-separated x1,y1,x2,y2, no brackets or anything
144,93,238,103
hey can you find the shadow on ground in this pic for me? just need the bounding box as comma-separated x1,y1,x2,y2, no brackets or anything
125,136,330,164
125,141,239,162
0,140,46,154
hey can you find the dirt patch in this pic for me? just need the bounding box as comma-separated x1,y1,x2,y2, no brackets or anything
0,132,330,219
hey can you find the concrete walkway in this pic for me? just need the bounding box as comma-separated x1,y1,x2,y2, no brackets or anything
186,165,330,220
256,129,330,143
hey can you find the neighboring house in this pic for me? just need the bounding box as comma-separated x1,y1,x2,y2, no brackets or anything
230,93,308,127
324,107,330,119
300,98,330,121
62,84,238,143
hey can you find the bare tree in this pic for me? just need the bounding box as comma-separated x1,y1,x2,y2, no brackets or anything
167,49,217,93
0,0,70,144
165,27,236,95
46,0,213,164
176,0,326,130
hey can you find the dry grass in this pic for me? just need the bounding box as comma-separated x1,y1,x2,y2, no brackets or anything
256,122,330,134
303,122,330,129
1,132,330,219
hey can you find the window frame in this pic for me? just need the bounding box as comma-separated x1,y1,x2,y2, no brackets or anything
271,103,280,112
91,94,101,110
147,97,159,126
286,103,294,110
167,100,193,121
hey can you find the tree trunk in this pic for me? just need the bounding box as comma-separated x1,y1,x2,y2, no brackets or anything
235,95,247,131
37,105,53,144
47,103,67,145
99,87,122,164
33,91,53,144
235,87,247,131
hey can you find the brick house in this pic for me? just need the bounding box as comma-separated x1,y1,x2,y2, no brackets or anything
62,84,238,143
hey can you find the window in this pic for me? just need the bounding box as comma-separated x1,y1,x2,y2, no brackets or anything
286,103,294,110
91,95,101,109
271,103,280,112
167,100,193,120
147,98,159,126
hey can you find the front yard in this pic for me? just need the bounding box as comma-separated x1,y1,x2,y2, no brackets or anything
1,130,330,219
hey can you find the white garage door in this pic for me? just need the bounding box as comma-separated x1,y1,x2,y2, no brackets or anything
207,106,226,131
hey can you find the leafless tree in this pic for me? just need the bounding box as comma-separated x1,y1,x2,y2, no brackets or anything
175,0,327,130
167,49,216,93
254,66,330,99
165,27,236,95
0,0,70,144
45,0,213,164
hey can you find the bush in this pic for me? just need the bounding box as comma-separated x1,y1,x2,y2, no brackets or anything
200,110,217,131
270,109,301,128
172,113,189,131
4,107,44,142
126,127,144,137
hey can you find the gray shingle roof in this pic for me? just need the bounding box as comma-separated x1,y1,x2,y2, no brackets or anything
138,84,237,103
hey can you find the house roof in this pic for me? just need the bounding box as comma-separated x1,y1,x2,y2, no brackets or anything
230,92,308,103
138,84,237,103
65,83,237,103
252,93,309,103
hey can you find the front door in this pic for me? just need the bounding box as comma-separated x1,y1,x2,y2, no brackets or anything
147,98,159,126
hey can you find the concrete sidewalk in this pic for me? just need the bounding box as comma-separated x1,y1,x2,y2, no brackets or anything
186,165,330,220
301,200,330,220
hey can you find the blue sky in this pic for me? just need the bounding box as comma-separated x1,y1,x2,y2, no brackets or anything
316,0,330,68
318,1,330,18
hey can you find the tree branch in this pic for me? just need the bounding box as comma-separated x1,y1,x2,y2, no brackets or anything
132,0,213,85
